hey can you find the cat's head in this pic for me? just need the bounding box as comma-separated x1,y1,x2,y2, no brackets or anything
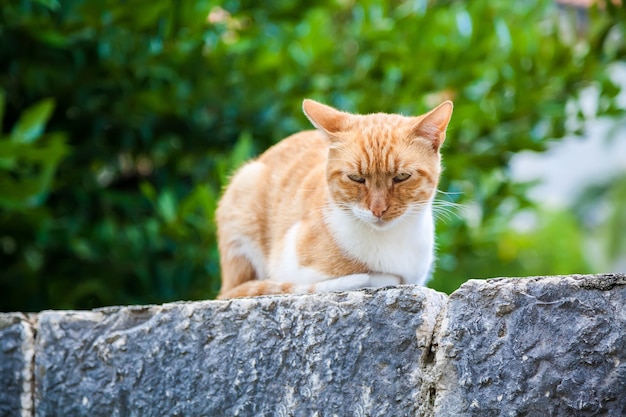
303,99,453,229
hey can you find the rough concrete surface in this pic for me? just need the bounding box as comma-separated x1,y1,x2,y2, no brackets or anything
434,273,626,417
0,313,36,417
34,286,446,417
2,274,625,416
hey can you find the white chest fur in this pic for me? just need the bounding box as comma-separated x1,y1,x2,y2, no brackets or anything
324,204,435,286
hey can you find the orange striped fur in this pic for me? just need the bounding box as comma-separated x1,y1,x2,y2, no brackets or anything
216,99,453,299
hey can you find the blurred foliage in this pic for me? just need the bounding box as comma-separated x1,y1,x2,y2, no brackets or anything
0,0,624,311
574,173,626,271
0,95,69,209
434,207,593,294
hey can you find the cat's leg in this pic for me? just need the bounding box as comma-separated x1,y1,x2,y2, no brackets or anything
217,279,302,299
216,161,269,298
217,252,257,298
217,273,402,299
312,273,402,293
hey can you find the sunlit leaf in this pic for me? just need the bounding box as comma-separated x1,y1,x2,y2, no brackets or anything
140,181,158,204
10,98,56,144
157,190,177,224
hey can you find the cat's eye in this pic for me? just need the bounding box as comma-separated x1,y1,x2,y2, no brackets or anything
393,173,411,183
348,174,366,184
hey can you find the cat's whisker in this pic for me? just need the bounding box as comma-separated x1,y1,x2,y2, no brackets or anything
405,202,433,212
432,203,466,217
395,200,465,224
431,202,465,223
432,207,463,218
436,190,464,197
433,209,455,223
432,198,465,206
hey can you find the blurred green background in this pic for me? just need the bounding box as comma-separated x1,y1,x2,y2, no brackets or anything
1,0,624,311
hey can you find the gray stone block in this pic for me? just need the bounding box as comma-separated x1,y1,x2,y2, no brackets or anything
34,286,447,417
0,313,36,417
434,273,626,417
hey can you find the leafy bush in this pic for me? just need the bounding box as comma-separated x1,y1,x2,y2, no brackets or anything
0,95,68,209
574,173,626,272
0,0,623,311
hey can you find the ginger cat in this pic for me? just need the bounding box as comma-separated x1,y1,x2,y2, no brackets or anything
216,99,453,299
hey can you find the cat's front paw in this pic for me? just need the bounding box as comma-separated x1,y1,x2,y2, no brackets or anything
367,273,402,287
312,273,402,293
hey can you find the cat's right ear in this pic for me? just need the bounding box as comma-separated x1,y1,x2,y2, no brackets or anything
302,99,349,136
412,101,453,152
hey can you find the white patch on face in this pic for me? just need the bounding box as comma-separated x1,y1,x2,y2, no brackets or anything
324,203,435,285
350,204,403,230
351,205,378,223
269,222,330,284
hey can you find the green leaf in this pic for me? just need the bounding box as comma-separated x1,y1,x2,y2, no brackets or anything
157,190,177,224
0,133,69,208
10,98,56,144
0,132,68,164
140,181,158,204
230,130,255,169
33,0,60,10
35,30,70,48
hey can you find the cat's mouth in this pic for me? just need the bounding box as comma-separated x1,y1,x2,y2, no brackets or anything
370,218,390,229
371,216,403,230
352,208,399,230
344,204,404,230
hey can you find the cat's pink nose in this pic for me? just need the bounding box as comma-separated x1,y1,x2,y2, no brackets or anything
369,195,389,218
371,206,388,218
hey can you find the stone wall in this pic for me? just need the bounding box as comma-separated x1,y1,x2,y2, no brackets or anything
1,274,624,416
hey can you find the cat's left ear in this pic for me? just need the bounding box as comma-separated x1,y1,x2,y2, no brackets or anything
302,99,350,136
412,101,453,151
